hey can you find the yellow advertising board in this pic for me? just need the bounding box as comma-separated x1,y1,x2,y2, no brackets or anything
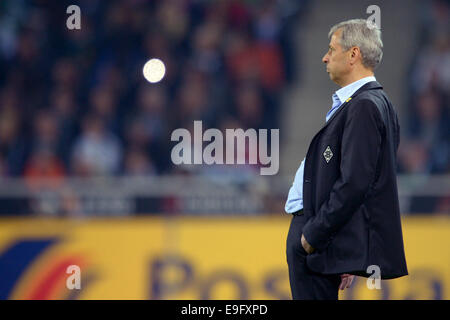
0,215,448,300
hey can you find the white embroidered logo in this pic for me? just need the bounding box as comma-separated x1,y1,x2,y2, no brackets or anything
323,146,333,163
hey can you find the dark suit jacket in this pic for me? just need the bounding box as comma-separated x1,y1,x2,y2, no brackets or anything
302,81,408,279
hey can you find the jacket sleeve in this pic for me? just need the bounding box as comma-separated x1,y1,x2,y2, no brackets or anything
302,98,384,252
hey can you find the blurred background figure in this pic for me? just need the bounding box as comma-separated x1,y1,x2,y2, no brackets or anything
71,114,122,177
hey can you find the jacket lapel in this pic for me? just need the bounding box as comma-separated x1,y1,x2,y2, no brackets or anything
316,81,383,133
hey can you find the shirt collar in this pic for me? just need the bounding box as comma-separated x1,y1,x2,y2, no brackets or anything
334,76,377,104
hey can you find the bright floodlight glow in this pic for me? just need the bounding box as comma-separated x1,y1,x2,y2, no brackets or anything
143,58,166,83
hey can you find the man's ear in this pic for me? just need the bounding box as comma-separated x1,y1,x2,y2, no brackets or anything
349,47,360,65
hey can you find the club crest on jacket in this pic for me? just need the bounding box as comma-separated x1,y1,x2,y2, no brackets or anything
323,146,333,163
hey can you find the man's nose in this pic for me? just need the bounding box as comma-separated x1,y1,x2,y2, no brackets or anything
322,54,328,64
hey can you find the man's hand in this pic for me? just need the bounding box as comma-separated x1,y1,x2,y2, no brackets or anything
339,274,355,290
301,234,315,254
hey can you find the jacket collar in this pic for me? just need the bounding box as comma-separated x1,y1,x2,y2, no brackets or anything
334,76,377,104
317,81,383,132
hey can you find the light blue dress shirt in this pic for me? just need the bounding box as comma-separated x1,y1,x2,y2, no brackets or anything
285,76,377,214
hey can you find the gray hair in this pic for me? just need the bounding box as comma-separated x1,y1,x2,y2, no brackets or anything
328,19,383,70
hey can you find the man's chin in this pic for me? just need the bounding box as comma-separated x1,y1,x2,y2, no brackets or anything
328,73,340,85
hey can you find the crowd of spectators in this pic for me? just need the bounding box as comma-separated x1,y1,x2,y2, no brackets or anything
397,0,450,213
0,0,306,183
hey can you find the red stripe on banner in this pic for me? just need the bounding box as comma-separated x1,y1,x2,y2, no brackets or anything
24,256,85,300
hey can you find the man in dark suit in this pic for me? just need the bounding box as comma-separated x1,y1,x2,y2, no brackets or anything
285,19,408,300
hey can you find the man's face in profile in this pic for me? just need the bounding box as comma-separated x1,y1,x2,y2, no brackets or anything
322,29,351,85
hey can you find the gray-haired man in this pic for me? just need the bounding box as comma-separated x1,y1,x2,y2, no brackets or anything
285,19,408,300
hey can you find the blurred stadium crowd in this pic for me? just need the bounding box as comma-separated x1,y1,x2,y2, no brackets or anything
397,0,450,212
398,0,449,175
0,0,305,181
0,0,448,215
